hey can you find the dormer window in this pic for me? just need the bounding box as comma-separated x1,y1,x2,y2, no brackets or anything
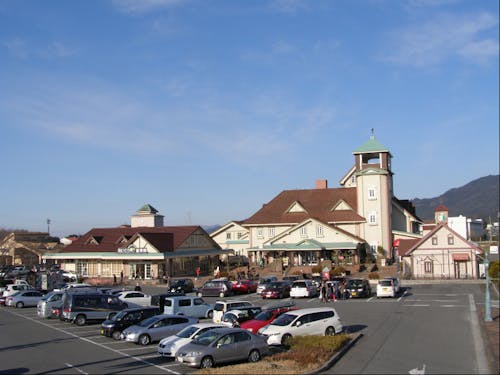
432,236,438,245
447,235,454,245
226,233,231,240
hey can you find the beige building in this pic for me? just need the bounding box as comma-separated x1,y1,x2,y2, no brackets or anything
212,135,422,268
398,205,483,279
0,232,63,267
43,204,230,281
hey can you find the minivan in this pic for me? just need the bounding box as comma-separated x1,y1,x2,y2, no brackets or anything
163,296,214,319
197,278,233,298
101,306,161,339
37,291,64,318
60,292,127,325
258,307,343,345
212,300,253,323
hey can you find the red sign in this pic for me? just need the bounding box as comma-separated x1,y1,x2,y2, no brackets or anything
393,239,400,247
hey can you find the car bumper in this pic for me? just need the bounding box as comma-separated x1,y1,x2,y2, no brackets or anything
176,356,201,367
263,334,282,345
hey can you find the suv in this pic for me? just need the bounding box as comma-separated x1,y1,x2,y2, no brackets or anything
258,307,343,345
101,306,161,340
345,278,371,298
212,300,253,323
290,280,319,298
169,278,195,294
197,278,233,298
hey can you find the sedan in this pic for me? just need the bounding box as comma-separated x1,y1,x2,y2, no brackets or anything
231,279,257,294
261,281,291,299
116,291,152,307
176,327,270,369
121,314,198,345
240,305,297,334
6,290,45,308
158,322,223,358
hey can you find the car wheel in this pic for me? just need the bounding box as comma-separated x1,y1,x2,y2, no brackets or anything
16,302,24,308
219,292,225,298
281,333,292,346
112,331,122,340
75,314,86,326
325,326,335,336
207,310,214,319
248,349,261,363
200,356,214,369
138,334,151,346
197,292,202,297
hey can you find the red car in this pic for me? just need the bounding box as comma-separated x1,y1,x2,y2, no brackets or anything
260,281,292,299
231,279,258,294
240,305,297,333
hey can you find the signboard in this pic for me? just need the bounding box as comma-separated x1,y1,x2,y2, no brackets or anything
490,246,498,255
117,245,148,254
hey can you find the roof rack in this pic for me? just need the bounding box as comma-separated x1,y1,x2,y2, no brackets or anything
261,300,296,310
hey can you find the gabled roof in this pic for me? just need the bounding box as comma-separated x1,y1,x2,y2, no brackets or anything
137,204,159,214
58,226,200,253
243,187,364,225
403,223,482,256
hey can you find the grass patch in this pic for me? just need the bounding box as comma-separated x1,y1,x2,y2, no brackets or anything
196,334,351,374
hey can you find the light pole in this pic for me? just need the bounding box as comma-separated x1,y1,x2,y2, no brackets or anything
484,255,492,321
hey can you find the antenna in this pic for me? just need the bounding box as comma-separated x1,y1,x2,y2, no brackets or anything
370,128,375,139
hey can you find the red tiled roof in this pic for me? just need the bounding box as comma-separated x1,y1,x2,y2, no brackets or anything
58,226,199,253
396,239,420,256
243,187,364,225
434,204,448,211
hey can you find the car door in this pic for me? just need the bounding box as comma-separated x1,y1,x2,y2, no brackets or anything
213,333,239,363
150,316,189,342
191,297,209,318
292,313,313,336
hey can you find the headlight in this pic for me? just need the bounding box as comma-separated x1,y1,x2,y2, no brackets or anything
358,288,363,292
186,351,203,357
246,328,254,333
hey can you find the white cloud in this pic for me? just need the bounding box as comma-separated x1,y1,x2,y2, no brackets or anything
381,12,499,67
112,0,188,14
2,38,75,59
269,0,308,14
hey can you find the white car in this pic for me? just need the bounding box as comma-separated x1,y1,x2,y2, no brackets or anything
2,284,31,297
376,279,396,298
157,322,223,358
383,277,400,294
117,291,152,307
258,307,343,346
289,280,319,298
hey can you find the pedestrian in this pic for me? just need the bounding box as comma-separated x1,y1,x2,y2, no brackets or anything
120,270,124,284
113,274,117,286
134,282,142,291
196,267,201,280
321,280,328,303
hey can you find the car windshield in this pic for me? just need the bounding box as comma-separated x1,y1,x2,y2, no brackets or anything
270,313,296,326
192,330,222,345
349,280,363,287
111,310,128,321
254,310,274,321
139,316,159,327
176,325,199,338
379,280,392,287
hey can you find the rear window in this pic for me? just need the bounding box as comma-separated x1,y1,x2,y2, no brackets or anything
292,282,307,288
379,280,392,287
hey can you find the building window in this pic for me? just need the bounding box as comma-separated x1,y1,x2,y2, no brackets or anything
432,236,438,245
268,227,275,237
448,235,454,245
368,187,377,200
424,260,433,273
351,175,356,184
300,226,308,238
226,233,231,240
369,212,377,225
257,228,263,239
316,224,324,237
76,262,88,277
237,232,243,239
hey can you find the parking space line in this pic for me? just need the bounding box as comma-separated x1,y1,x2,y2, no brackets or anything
405,304,430,306
2,309,181,374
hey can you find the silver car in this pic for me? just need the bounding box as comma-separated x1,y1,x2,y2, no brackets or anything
37,291,64,318
121,314,198,345
6,290,45,308
157,322,223,358
176,327,270,368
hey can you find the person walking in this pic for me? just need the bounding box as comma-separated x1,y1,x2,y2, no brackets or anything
134,282,142,291
120,270,124,284
113,274,117,286
321,280,328,303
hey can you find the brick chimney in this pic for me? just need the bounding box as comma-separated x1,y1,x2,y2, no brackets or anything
316,179,328,189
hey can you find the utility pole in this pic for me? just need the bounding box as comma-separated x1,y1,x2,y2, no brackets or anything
47,218,51,235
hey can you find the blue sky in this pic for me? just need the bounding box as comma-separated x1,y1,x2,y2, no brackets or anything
0,0,498,238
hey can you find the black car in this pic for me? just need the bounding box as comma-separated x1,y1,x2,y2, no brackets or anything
100,306,161,340
345,278,371,298
169,278,195,293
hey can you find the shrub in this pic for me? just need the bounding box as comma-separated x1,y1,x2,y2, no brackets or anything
311,265,322,274
331,266,346,276
489,260,499,280
368,272,380,279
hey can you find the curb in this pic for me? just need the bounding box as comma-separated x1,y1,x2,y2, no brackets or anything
306,333,364,375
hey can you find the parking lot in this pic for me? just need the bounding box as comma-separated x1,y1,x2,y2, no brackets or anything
0,282,495,374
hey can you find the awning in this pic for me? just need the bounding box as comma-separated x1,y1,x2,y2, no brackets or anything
452,253,470,261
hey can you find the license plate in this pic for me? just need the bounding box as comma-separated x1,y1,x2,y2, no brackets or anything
383,288,388,291
352,292,357,296
101,329,104,335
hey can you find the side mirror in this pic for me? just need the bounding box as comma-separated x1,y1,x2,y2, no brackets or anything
295,321,302,327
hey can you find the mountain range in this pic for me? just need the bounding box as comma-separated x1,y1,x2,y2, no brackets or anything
410,175,499,222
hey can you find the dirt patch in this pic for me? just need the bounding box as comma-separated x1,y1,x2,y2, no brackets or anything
480,306,500,373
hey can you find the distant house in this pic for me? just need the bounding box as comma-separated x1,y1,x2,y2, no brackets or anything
399,205,483,279
210,221,249,260
0,232,63,267
43,204,231,280
211,135,422,268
